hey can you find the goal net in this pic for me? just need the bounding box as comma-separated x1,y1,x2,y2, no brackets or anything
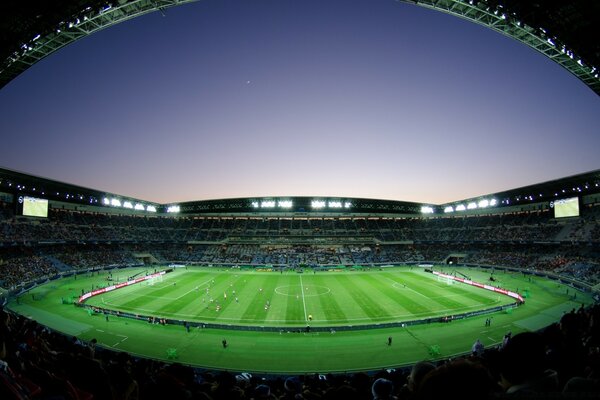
148,275,164,286
437,275,454,285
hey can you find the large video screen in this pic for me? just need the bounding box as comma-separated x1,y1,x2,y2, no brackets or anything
553,197,579,218
21,196,49,218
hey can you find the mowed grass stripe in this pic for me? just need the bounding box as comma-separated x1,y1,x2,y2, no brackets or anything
402,272,497,309
154,272,225,316
397,273,479,311
311,275,348,324
362,274,429,317
115,272,189,310
299,274,348,324
367,273,437,317
284,276,308,324
428,278,503,306
239,275,278,324
102,271,217,318
178,272,244,319
335,275,388,320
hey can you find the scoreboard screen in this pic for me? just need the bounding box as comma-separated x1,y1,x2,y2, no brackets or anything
18,196,49,218
553,197,579,219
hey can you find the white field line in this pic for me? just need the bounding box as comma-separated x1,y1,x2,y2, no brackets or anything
300,275,308,321
384,276,430,300
113,335,128,348
175,277,216,300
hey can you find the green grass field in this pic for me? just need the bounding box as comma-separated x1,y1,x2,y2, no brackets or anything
7,266,593,374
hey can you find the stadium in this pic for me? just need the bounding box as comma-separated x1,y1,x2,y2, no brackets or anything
1,1,600,399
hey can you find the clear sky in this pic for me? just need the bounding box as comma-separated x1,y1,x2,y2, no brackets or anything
0,0,598,205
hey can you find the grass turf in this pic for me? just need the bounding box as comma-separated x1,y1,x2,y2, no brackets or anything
7,266,593,374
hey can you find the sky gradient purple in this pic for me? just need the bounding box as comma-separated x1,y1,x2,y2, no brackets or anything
0,0,598,205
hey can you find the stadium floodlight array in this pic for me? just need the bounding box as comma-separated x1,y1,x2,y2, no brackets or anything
446,198,498,214
250,199,294,209
167,205,180,213
311,200,326,209
261,200,276,208
102,197,157,213
278,200,293,208
420,206,434,214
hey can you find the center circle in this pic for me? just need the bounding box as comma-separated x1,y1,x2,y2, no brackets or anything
275,285,331,297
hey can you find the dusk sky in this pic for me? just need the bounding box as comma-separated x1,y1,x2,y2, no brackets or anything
0,0,598,205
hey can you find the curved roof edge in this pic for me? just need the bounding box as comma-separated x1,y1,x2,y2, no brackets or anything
0,0,599,95
1,166,599,216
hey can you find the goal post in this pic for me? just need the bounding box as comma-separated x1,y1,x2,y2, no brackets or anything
437,274,454,285
148,274,164,286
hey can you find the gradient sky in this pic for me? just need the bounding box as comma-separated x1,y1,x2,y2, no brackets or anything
0,0,598,205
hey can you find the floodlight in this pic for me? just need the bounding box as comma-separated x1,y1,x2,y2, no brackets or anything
344,202,352,209
489,199,497,206
444,206,454,213
103,198,110,205
111,198,121,207
421,206,434,214
455,204,466,211
278,200,293,208
312,200,326,209
251,201,259,208
467,202,477,210
261,200,275,208
134,204,145,210
146,205,157,212
167,205,180,213
123,201,133,209
329,201,342,208
478,199,489,208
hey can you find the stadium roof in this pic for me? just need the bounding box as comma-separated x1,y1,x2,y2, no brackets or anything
1,166,599,216
1,1,599,95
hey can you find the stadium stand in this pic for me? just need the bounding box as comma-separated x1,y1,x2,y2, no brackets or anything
1,169,600,398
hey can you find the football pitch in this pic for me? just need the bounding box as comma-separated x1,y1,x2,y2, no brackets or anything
7,266,593,374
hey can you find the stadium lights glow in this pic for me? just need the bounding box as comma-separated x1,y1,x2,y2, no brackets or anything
444,206,454,213
167,205,180,213
123,201,133,209
421,206,434,214
146,205,157,212
467,202,478,210
261,200,275,208
478,199,489,208
489,199,497,206
329,201,342,208
278,200,293,208
344,202,352,209
110,199,121,207
455,204,466,211
134,204,145,211
312,200,326,209
251,201,259,208
103,198,110,205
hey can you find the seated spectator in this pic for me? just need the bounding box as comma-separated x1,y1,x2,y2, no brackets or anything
371,377,395,400
418,358,500,400
498,331,559,396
